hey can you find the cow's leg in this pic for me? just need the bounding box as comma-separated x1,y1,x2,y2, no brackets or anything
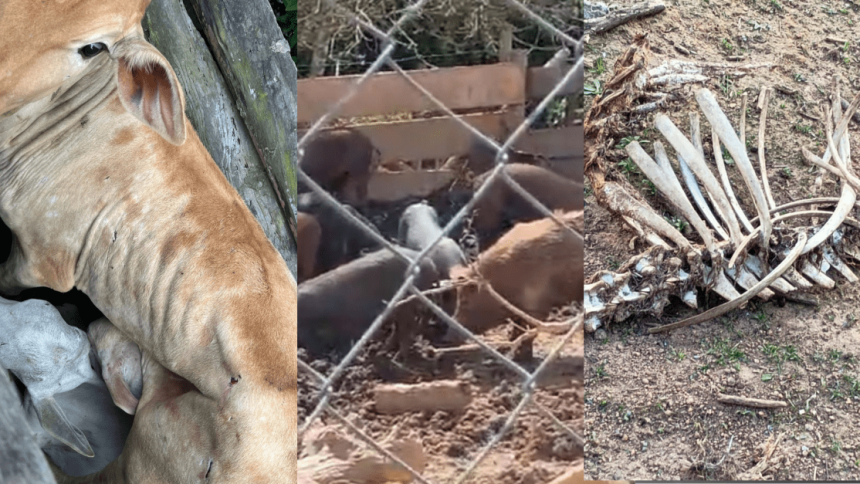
0,240,42,297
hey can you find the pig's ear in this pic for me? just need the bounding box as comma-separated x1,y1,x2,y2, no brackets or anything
113,39,186,145
35,397,95,458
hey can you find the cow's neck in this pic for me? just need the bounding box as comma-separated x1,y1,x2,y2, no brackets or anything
0,55,116,174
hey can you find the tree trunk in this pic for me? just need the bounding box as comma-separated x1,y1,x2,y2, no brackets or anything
0,369,57,484
187,0,299,236
143,0,297,276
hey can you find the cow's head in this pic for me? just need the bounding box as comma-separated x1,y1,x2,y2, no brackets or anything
0,0,186,145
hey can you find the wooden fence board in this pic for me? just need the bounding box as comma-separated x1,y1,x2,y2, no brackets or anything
300,112,514,164
298,63,525,124
516,124,583,159
301,119,582,170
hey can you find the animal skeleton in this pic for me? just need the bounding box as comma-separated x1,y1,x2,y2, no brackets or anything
584,83,860,333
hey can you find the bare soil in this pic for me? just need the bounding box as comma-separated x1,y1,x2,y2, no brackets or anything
584,0,860,479
298,187,583,483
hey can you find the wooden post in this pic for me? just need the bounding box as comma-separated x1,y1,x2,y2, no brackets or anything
504,49,530,147
0,369,57,484
187,0,299,243
143,0,298,276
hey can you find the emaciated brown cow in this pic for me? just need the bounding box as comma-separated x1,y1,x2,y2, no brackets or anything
1,1,296,483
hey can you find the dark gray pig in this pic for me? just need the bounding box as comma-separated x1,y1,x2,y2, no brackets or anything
298,247,441,357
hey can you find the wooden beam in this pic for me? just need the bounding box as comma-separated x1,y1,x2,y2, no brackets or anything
187,0,299,246
517,125,583,159
298,62,526,124
300,118,583,176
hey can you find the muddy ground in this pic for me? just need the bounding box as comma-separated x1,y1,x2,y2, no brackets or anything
584,0,860,480
298,183,583,483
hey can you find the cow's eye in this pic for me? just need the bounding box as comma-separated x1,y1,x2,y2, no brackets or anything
79,43,107,59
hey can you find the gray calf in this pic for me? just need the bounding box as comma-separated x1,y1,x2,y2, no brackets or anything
0,297,133,476
398,201,467,278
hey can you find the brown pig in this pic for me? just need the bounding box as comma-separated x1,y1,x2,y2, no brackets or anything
299,128,380,205
451,211,583,335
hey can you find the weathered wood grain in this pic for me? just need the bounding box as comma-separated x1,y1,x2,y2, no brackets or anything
143,0,297,276
188,0,299,239
297,63,527,124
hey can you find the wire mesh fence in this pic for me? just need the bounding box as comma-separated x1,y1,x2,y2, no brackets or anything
297,0,584,481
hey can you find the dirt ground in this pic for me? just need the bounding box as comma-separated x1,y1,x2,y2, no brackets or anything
584,0,860,480
298,188,583,483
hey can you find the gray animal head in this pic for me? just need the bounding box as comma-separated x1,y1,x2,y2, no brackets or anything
0,297,95,399
0,296,100,459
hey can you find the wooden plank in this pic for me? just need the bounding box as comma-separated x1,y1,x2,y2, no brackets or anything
527,62,584,99
298,62,526,124
368,170,457,203
0,368,57,484
515,125,583,159
299,112,512,164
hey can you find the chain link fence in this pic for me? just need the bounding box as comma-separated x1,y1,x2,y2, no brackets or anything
297,0,584,481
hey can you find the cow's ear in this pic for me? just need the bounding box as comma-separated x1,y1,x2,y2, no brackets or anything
114,40,186,145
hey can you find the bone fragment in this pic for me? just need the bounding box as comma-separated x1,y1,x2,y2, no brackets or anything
603,182,693,250
799,261,836,289
840,98,860,124
743,256,794,293
820,91,860,166
691,113,732,225
621,216,670,249
780,266,814,290
821,245,859,282
757,87,777,211
725,265,775,301
802,118,858,254
717,394,787,409
682,113,731,240
739,92,748,147
730,209,860,269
